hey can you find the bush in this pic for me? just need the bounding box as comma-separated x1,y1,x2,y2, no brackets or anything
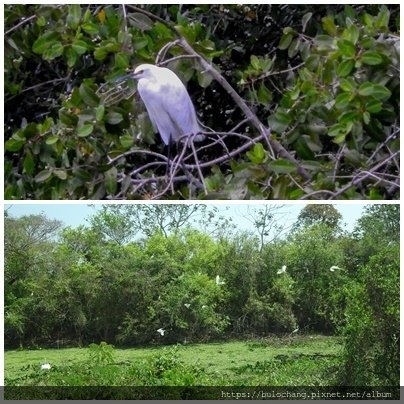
339,245,399,385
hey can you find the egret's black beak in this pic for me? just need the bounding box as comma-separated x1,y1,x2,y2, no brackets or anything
115,72,136,83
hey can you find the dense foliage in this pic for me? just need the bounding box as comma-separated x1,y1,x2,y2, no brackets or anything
4,4,400,199
4,204,399,386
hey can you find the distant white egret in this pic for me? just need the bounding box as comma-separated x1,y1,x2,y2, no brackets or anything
292,327,299,334
157,328,166,336
184,303,191,309
215,275,225,285
277,265,287,275
41,363,51,370
202,305,208,309
125,64,204,145
329,266,341,272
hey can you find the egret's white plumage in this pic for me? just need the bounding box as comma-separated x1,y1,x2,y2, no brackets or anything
277,265,287,275
133,64,203,145
157,328,166,336
41,363,51,370
329,265,340,272
215,275,225,285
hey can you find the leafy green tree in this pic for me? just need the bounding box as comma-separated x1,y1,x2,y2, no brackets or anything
294,205,343,230
339,245,399,385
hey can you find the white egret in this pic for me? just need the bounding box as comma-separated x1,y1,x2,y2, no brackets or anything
41,363,51,370
277,265,287,275
329,266,340,272
184,303,191,309
156,328,166,336
215,275,225,285
126,64,204,145
292,327,299,334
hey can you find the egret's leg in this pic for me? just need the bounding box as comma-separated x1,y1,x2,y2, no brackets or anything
165,135,172,178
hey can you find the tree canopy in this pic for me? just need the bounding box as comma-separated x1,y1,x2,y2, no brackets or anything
4,4,400,199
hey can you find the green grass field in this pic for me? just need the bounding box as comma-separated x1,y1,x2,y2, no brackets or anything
5,335,343,388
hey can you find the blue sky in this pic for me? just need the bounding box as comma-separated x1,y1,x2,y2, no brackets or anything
5,203,366,233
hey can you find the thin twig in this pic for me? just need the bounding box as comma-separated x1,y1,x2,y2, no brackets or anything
5,14,36,35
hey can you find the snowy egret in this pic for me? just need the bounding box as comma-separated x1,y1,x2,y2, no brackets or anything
215,275,225,285
329,266,340,272
157,328,166,336
41,363,51,370
277,265,287,275
124,64,204,145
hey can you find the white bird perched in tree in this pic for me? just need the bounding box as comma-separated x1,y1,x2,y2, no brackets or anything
156,328,166,336
184,303,191,309
215,275,225,285
292,326,299,334
329,265,341,272
277,265,287,275
124,64,204,145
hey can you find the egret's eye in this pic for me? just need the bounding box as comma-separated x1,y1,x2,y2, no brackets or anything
138,69,144,74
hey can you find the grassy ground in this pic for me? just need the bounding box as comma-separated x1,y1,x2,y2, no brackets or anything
5,335,343,387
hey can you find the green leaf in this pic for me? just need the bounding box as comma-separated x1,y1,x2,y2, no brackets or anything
35,170,52,183
339,78,356,92
106,112,123,125
279,32,293,50
360,51,383,65
104,167,118,195
94,47,108,61
362,111,371,124
345,24,360,45
302,12,312,33
336,59,354,77
82,22,99,35
36,16,46,27
120,133,134,149
197,70,213,88
45,135,59,145
339,111,359,125
54,169,68,180
288,38,300,58
268,111,291,133
257,83,272,105
77,124,94,137
5,137,25,152
268,159,297,174
32,31,59,54
321,16,337,35
96,105,105,121
246,143,266,164
66,47,78,67
128,13,154,31
337,39,356,58
335,92,351,110
250,55,260,70
23,151,35,175
115,53,129,69
375,5,390,30
79,83,100,107
366,99,382,114
67,4,81,30
72,40,88,55
358,82,391,101
43,41,64,60
59,109,78,126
